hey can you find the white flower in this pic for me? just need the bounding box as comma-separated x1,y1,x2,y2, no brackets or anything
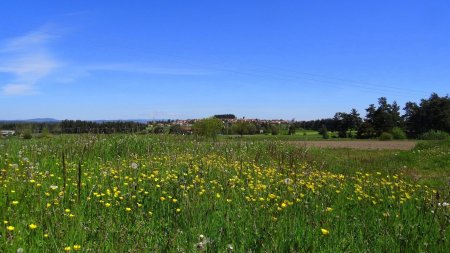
131,163,138,169
195,242,205,251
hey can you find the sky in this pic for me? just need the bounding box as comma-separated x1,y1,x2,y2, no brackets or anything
0,1,449,120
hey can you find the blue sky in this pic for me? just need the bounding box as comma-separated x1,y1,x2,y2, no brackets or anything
0,1,449,120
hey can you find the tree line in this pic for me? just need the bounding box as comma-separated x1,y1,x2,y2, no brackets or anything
192,93,450,140
0,120,147,134
2,93,449,140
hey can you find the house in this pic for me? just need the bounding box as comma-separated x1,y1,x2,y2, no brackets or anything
1,130,15,136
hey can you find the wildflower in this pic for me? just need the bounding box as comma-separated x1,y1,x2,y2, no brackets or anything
44,233,49,238
17,248,24,253
73,245,81,251
176,208,181,213
105,203,111,207
64,246,71,251
50,185,58,190
160,197,166,201
326,207,333,212
12,201,19,205
131,162,138,169
227,244,234,252
321,228,330,235
7,225,15,231
65,209,71,213
195,241,205,251
29,223,38,230
125,207,132,212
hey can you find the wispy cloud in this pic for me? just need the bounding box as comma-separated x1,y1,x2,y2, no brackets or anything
0,25,210,96
0,26,61,95
85,63,211,76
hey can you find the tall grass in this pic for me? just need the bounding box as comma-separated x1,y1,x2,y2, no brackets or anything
0,135,449,252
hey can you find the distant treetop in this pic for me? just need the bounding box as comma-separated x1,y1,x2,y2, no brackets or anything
213,114,236,120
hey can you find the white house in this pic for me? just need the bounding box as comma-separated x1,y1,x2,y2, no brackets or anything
1,130,15,136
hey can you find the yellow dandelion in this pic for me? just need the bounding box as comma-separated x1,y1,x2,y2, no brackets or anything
73,245,81,251
321,228,330,235
125,207,132,212
160,196,166,201
105,203,111,207
326,207,333,212
12,200,19,205
7,225,15,231
176,208,181,213
29,223,38,230
64,246,71,251
65,208,71,213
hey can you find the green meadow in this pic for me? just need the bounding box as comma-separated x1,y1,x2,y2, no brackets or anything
1,135,449,252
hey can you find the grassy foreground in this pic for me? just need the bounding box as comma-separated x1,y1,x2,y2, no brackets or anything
1,135,449,252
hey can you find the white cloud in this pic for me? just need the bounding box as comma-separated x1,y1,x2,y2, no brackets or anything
0,26,61,95
0,25,210,96
85,63,211,76
2,83,37,95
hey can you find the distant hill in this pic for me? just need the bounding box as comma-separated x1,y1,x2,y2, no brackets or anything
0,118,60,123
0,118,165,123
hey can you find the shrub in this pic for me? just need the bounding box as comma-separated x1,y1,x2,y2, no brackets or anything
379,132,393,141
320,125,329,139
419,130,450,140
391,127,407,140
22,131,33,139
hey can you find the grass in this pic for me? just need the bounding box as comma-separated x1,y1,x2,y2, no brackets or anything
0,135,449,252
218,130,326,141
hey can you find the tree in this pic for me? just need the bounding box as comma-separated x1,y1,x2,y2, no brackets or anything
333,109,362,138
288,124,296,135
231,120,257,136
319,124,329,139
270,124,280,135
169,125,182,134
358,97,402,138
214,114,236,120
404,93,450,137
192,117,224,140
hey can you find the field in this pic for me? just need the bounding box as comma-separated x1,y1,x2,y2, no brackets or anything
1,135,449,252
289,140,417,150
